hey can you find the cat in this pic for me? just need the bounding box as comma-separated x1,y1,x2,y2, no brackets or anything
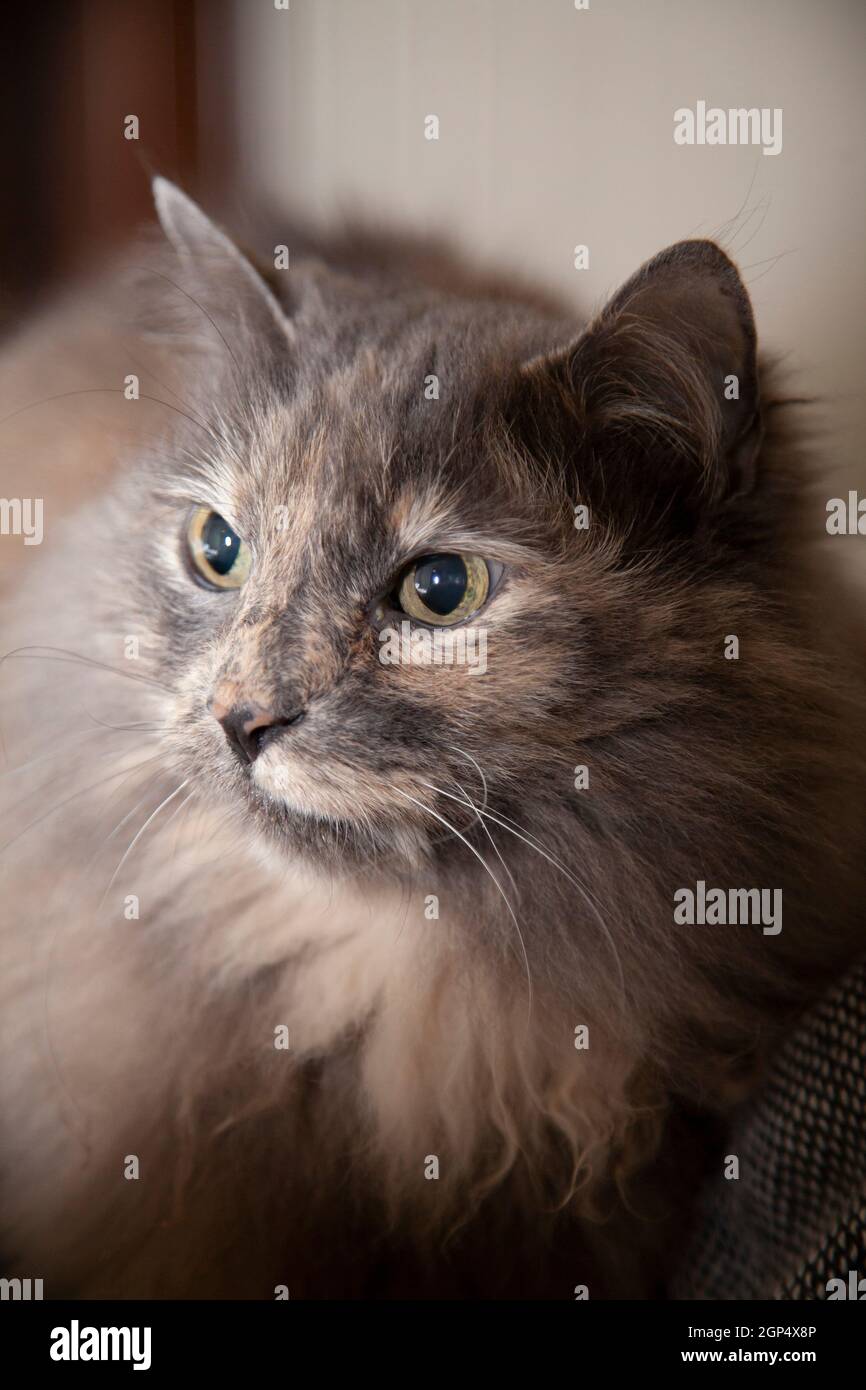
0,178,863,1298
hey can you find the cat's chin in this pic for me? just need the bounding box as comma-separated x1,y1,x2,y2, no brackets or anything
250,748,414,823
241,776,430,874
236,748,435,870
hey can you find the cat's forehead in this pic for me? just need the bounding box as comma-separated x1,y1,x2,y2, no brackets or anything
207,335,520,531
225,391,485,566
175,276,571,576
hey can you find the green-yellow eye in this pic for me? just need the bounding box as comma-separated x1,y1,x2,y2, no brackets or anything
186,507,252,590
397,553,489,626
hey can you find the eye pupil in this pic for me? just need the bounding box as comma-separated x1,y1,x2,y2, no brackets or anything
413,554,467,615
201,512,240,576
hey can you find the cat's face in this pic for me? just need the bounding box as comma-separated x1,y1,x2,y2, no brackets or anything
146,350,596,873
127,182,763,876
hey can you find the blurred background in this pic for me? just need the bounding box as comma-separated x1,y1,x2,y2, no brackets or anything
2,0,865,473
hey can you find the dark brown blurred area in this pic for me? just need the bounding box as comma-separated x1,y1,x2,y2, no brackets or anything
0,0,235,328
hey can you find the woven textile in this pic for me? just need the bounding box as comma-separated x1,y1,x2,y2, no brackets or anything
674,958,866,1300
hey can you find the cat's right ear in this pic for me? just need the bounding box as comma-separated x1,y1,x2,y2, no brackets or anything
516,240,763,526
150,177,294,348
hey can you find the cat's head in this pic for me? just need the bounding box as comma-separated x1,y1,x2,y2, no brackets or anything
128,180,770,882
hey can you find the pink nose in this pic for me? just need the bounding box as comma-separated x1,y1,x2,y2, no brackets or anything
210,700,277,764
208,685,306,764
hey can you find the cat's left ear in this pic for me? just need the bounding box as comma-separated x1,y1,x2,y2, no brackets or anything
152,177,293,345
521,240,762,508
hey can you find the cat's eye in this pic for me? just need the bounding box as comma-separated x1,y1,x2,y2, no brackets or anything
396,553,490,626
185,507,252,591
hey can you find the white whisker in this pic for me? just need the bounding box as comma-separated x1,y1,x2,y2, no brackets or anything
423,778,627,1004
99,779,191,911
450,744,489,814
0,755,164,860
394,786,533,1026
424,776,519,901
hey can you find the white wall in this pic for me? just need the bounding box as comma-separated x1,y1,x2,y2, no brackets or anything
230,0,866,477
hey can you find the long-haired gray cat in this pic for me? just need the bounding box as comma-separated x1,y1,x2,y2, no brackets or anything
0,180,863,1297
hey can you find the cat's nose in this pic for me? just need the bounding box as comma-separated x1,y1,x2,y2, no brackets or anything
210,698,305,764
